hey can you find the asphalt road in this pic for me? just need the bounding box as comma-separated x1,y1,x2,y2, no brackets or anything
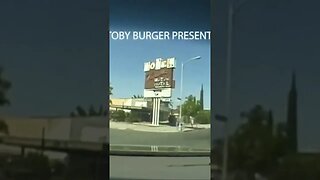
110,156,210,180
110,128,210,149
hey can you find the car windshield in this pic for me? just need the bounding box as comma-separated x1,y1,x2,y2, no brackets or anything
108,0,211,179
108,0,211,148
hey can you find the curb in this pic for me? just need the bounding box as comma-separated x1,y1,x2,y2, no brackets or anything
110,127,185,133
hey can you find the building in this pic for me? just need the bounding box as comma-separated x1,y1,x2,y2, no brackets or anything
110,98,171,122
110,98,149,112
0,116,107,159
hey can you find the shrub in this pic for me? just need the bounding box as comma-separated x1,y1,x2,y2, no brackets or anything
183,116,191,123
25,153,51,177
111,110,126,122
50,160,66,176
0,119,9,134
168,115,177,126
271,154,320,180
5,153,51,180
195,110,211,124
125,112,142,123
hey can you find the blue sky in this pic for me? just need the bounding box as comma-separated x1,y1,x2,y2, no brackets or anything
109,0,211,109
212,0,320,152
0,0,107,116
110,39,210,109
1,0,319,151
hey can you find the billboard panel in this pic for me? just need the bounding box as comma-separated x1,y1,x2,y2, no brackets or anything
144,58,176,90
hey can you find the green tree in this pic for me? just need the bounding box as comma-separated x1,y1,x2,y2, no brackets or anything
181,95,201,119
76,106,87,116
24,153,51,179
109,86,113,104
228,105,287,179
0,67,11,134
88,105,97,116
111,110,126,122
0,67,11,106
132,95,143,98
98,105,104,115
70,104,106,117
195,110,210,124
6,153,51,180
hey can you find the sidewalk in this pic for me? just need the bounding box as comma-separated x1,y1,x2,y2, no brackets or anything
110,121,210,133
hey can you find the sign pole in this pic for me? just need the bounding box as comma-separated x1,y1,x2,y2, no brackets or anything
156,98,161,126
152,98,156,125
151,97,160,126
144,57,176,126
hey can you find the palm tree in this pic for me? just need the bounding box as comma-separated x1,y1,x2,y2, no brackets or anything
109,86,113,104
0,67,11,106
132,95,143,98
0,67,11,135
76,106,87,117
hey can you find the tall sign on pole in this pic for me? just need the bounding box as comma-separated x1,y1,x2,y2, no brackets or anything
143,58,176,126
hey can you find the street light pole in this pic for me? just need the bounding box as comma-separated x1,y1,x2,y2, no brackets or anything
179,56,201,125
179,63,184,121
222,0,257,179
221,1,234,180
